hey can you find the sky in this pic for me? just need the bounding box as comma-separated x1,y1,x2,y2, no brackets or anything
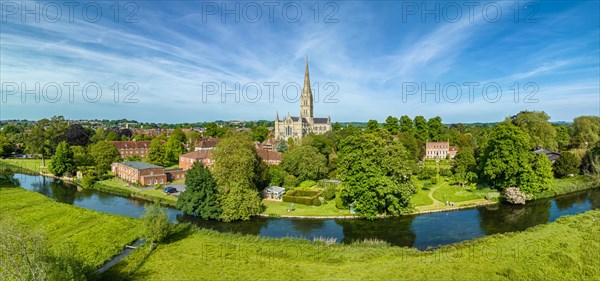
1,0,599,123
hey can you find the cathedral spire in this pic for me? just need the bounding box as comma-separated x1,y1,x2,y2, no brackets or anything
300,56,313,119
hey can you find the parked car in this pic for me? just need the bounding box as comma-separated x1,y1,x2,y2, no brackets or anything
163,186,177,194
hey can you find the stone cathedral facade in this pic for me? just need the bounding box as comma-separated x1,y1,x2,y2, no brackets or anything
274,58,331,141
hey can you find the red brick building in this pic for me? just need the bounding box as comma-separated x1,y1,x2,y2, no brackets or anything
179,150,214,170
111,161,167,186
111,141,152,159
256,148,282,165
193,137,221,151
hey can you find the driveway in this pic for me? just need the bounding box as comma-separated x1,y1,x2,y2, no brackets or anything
168,184,186,196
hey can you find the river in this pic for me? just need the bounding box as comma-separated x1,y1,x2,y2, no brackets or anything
9,173,600,250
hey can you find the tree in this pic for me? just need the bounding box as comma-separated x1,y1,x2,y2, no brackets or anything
147,139,168,166
118,128,133,140
553,152,580,178
399,115,414,134
366,120,379,132
64,124,90,146
452,148,477,187
332,122,342,131
427,116,446,141
267,165,286,186
384,116,399,135
479,123,534,191
211,134,263,221
164,137,184,165
89,141,120,174
169,128,186,143
204,122,225,138
251,125,270,142
414,116,428,143
338,132,416,219
555,125,571,150
105,131,119,141
0,133,14,157
90,128,106,143
572,116,600,148
276,139,288,152
141,204,170,247
510,111,557,150
528,153,553,193
282,145,328,181
26,121,52,167
49,142,75,177
177,163,221,220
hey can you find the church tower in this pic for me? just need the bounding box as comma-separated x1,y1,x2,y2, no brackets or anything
300,56,313,119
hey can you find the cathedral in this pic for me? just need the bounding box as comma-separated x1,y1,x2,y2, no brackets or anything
274,58,332,141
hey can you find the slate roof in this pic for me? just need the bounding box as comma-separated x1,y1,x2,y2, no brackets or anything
534,149,561,162
119,161,163,170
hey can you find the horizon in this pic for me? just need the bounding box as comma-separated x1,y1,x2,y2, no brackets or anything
1,1,599,123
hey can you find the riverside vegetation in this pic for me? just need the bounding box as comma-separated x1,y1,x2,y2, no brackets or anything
1,185,598,280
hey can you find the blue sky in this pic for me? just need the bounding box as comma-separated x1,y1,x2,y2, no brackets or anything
1,0,599,123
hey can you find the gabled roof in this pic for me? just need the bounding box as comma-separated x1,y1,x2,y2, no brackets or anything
534,149,561,161
194,138,221,149
111,141,151,149
313,117,329,124
180,150,212,160
256,148,282,162
118,161,163,170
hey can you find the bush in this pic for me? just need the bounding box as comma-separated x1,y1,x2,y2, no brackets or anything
440,168,452,177
283,174,298,189
335,194,346,209
553,152,581,178
322,184,337,201
417,167,436,180
422,181,434,190
504,187,527,205
282,189,322,206
299,180,317,189
80,174,96,189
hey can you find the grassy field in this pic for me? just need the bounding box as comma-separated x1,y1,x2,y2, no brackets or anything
262,200,352,217
92,178,178,206
532,175,599,199
410,185,433,206
104,209,600,280
432,182,499,203
0,187,143,269
0,158,50,174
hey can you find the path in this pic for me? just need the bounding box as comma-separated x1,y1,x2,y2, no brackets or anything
426,184,444,206
95,239,145,274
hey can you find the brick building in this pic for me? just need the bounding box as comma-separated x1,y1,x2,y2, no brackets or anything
179,150,214,170
193,137,221,151
256,148,282,165
111,141,152,159
111,161,167,186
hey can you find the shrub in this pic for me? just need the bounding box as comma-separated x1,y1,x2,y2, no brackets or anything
80,174,96,189
335,194,346,209
282,189,322,206
417,167,436,180
440,168,452,177
553,152,581,178
322,184,337,201
422,181,434,190
504,187,527,204
283,174,299,189
299,180,317,189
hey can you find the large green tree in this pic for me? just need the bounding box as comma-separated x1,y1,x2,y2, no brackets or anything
26,120,53,167
211,134,263,221
177,163,221,220
384,116,400,135
0,133,14,157
479,123,536,191
48,142,75,177
427,116,446,141
251,125,270,142
572,116,600,148
452,148,477,187
510,111,557,150
553,152,580,178
147,139,168,166
89,141,120,174
399,115,414,134
281,145,328,182
164,137,184,165
338,132,416,219
413,116,428,143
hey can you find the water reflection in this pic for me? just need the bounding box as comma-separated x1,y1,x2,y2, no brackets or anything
8,173,600,250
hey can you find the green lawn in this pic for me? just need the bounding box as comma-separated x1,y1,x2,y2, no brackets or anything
432,182,500,203
93,178,178,206
410,186,433,206
531,175,599,199
0,158,50,174
104,209,600,280
262,200,352,217
0,187,143,269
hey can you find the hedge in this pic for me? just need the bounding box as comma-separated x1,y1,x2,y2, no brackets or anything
282,189,322,206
